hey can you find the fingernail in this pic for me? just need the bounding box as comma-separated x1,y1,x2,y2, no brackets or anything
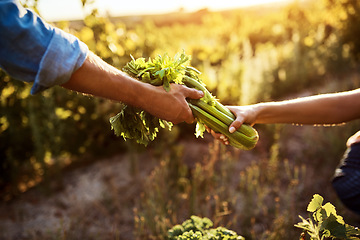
229,127,235,133
225,141,229,145
220,135,225,140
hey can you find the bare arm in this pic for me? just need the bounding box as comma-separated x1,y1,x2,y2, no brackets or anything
247,89,360,125
225,89,360,134
210,89,360,144
61,52,204,124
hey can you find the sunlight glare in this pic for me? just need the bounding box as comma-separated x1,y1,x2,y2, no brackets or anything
38,0,292,22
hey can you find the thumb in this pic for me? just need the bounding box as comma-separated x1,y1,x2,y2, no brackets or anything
229,115,244,133
184,86,204,99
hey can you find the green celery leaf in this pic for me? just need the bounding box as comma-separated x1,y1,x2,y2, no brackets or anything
195,121,206,138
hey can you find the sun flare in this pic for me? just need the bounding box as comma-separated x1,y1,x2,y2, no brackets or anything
38,0,293,22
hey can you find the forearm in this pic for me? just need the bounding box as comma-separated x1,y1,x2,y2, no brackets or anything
216,88,360,140
253,89,360,125
61,52,203,124
62,52,149,107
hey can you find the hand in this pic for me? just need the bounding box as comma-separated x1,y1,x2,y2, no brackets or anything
208,105,258,145
144,83,204,124
206,125,230,145
63,53,204,124
347,130,360,147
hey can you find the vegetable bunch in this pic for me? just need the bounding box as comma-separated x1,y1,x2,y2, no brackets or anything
110,52,259,149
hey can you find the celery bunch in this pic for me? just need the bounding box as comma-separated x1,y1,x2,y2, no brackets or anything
110,52,259,149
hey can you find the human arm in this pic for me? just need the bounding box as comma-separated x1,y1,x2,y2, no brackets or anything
210,89,360,143
0,0,88,94
0,1,203,124
62,52,204,124
229,89,360,128
229,89,360,129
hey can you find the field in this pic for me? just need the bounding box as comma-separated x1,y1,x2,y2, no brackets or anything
1,0,360,239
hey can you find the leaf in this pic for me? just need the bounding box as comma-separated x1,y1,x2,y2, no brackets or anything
323,202,336,215
109,105,172,146
295,215,321,239
195,122,206,138
321,213,347,239
110,52,209,146
323,202,344,224
163,79,171,92
345,224,360,239
155,69,166,80
307,194,324,212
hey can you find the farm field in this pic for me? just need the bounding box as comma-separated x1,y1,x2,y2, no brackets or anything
2,0,360,239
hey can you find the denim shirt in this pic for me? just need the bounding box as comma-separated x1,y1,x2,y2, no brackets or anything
0,0,89,94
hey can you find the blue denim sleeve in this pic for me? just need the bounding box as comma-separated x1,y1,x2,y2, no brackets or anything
0,0,89,94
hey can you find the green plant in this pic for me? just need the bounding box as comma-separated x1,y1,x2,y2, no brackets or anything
295,194,360,240
109,52,258,149
168,215,245,240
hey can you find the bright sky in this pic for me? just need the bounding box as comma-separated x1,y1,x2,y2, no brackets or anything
37,0,291,22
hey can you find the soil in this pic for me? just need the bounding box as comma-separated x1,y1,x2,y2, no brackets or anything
2,123,360,240
0,137,232,240
0,151,158,240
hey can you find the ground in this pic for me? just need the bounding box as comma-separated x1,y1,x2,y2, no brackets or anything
2,125,360,240
0,138,217,240
0,152,152,239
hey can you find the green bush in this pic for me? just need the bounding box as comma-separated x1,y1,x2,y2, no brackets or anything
168,215,244,240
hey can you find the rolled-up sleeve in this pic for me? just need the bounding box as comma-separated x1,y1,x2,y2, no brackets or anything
0,0,89,94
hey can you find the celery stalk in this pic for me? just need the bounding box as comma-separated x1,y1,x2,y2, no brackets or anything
188,99,257,139
188,103,257,150
110,52,259,149
183,76,259,147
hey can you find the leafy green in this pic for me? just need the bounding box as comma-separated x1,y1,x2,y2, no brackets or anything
110,52,206,146
122,52,190,91
110,51,258,149
295,194,360,240
109,104,171,146
167,215,245,240
110,52,191,146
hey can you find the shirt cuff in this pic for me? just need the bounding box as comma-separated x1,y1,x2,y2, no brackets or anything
31,27,89,94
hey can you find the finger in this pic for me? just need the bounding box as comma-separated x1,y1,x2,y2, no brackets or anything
210,130,223,139
184,107,196,124
216,133,229,145
229,116,245,133
184,118,195,124
183,86,204,99
210,130,228,142
205,125,211,133
347,130,360,147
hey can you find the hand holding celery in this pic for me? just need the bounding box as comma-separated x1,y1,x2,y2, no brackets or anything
110,52,259,149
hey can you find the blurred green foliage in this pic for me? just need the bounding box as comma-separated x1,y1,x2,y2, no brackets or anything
324,0,360,60
167,215,245,240
1,0,360,205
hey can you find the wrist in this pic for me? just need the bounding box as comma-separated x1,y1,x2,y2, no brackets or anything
116,73,154,109
132,82,158,111
252,102,267,124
